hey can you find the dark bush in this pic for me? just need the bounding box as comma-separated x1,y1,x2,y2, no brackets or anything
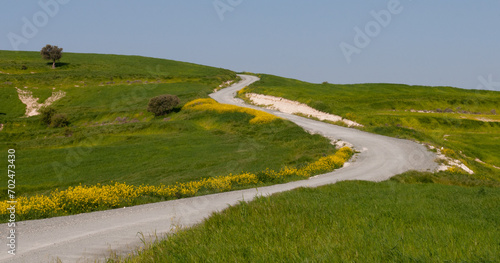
50,114,70,128
40,107,56,126
147,94,180,116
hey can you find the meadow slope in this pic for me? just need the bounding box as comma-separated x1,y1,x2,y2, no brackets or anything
0,75,439,262
0,52,339,209
122,75,500,263
240,74,500,182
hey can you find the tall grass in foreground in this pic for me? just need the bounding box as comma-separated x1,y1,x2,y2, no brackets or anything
118,180,500,263
0,147,353,221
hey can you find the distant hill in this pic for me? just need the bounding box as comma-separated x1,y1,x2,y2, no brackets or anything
0,50,236,120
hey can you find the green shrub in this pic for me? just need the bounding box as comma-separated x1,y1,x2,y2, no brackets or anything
50,114,69,128
40,107,56,126
147,94,180,116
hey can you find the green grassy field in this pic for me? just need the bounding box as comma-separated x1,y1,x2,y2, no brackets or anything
3,51,500,262
119,178,500,262
108,73,494,263
240,74,500,181
0,51,337,200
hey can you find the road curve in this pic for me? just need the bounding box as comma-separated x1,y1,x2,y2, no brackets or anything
1,75,438,263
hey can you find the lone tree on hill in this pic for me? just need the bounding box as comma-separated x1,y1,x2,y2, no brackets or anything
40,44,63,69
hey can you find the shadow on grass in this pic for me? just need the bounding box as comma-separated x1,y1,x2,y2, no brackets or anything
46,62,71,68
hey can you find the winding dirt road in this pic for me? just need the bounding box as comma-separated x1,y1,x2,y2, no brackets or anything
1,75,438,263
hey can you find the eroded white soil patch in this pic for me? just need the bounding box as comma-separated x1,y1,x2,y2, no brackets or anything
246,93,363,128
468,117,500,123
475,158,500,170
425,144,474,174
16,87,66,117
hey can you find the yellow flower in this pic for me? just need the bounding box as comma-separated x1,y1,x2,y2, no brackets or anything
0,147,352,220
183,98,278,125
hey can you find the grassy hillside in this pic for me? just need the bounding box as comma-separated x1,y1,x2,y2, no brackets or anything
240,74,500,181
3,52,499,261
0,51,230,87
0,51,236,122
0,51,338,204
119,179,500,262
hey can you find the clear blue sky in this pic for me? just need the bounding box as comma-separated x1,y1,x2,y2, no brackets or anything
1,0,499,90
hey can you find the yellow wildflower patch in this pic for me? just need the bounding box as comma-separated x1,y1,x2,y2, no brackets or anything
183,98,278,124
261,147,353,181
